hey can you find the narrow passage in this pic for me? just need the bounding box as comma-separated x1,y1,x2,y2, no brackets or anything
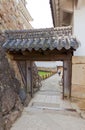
11,74,85,130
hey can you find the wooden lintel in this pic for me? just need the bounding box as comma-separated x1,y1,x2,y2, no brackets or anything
10,55,71,61
7,50,72,61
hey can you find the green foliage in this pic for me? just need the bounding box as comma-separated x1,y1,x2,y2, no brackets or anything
38,71,52,79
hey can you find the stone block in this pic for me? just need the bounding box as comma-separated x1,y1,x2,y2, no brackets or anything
72,64,85,86
72,56,85,64
1,88,17,115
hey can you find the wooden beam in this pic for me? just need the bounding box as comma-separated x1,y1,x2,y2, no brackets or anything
7,50,72,61
9,54,71,61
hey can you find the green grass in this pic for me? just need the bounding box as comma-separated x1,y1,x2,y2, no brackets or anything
38,71,51,77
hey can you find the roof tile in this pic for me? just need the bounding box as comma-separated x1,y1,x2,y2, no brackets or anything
3,26,80,51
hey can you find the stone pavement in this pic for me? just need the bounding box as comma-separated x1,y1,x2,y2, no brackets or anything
11,74,85,130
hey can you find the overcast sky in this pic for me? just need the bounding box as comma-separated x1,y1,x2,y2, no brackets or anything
26,0,53,28
26,1,62,67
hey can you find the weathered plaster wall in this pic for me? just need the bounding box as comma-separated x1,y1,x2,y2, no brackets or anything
74,6,85,56
61,0,73,12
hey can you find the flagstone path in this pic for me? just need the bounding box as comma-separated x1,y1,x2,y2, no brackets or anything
11,74,85,130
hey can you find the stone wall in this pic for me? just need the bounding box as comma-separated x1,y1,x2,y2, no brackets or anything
32,63,42,92
0,34,25,130
0,39,41,129
0,0,32,30
72,56,85,99
0,1,33,129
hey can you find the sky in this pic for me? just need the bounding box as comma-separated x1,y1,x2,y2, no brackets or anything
26,0,53,28
26,0,62,67
35,61,63,68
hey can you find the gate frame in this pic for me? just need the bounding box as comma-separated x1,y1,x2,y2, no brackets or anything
7,48,73,99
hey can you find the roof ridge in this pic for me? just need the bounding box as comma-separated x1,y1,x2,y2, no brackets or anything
5,26,72,40
5,26,72,33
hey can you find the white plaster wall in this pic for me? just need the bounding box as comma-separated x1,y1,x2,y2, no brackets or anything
74,7,85,56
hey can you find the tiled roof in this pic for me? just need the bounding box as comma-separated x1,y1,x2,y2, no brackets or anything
3,26,80,51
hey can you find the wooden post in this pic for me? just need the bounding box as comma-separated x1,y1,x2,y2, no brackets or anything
63,59,72,98
26,61,33,97
26,61,31,93
30,61,33,97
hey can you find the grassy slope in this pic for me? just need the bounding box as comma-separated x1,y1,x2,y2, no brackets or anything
38,71,51,77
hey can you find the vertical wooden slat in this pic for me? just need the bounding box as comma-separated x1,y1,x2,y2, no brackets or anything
17,61,26,88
